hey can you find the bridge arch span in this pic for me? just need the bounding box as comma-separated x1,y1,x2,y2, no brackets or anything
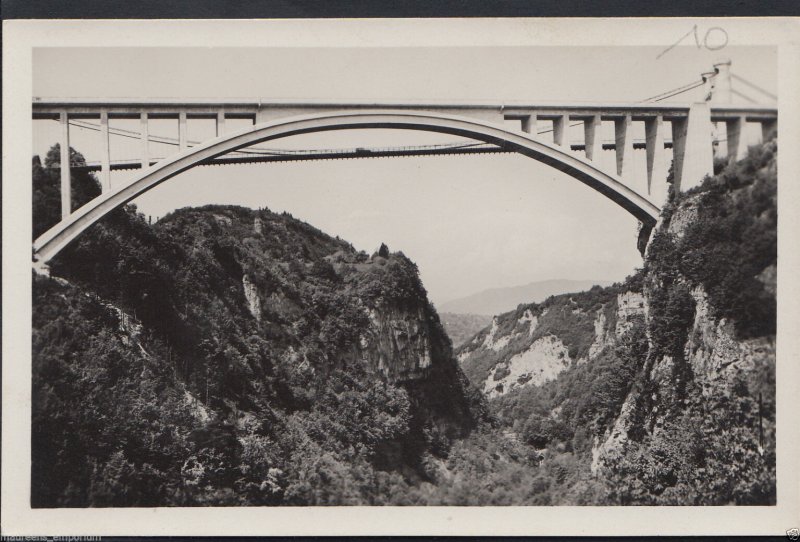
33,110,661,264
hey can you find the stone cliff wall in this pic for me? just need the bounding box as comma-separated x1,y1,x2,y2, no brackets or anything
359,306,434,381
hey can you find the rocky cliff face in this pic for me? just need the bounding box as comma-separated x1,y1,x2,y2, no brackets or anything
360,306,433,380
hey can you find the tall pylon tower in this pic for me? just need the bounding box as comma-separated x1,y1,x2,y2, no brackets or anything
711,59,733,103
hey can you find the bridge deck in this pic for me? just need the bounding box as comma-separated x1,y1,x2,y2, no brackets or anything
32,98,778,122
55,140,684,172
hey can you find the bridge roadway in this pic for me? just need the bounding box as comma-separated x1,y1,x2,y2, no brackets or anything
60,140,690,173
33,97,778,122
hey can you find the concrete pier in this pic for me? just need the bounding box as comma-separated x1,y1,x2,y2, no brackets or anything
179,111,188,151
140,113,150,169
100,110,111,192
614,114,635,185
761,119,777,141
217,110,226,137
673,102,714,192
583,115,602,162
645,115,667,204
553,114,567,147
59,111,70,219
725,116,748,162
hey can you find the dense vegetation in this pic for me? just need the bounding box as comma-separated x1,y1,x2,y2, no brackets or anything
652,139,777,340
32,137,776,506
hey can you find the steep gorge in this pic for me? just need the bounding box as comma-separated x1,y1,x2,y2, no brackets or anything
456,139,777,504
31,136,777,506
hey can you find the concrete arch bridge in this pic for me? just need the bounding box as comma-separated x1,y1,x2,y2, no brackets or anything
32,97,777,264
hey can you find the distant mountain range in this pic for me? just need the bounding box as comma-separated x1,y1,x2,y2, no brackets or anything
438,279,614,316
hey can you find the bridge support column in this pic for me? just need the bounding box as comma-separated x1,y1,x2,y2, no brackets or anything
216,110,226,136
645,115,667,205
553,114,567,147
140,112,150,170
179,111,188,151
614,114,635,186
671,102,714,192
725,116,748,162
255,107,271,125
671,118,686,191
100,110,111,192
521,113,538,136
761,118,777,142
59,111,71,219
584,115,601,161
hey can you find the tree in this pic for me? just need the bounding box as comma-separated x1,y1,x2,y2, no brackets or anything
33,144,101,238
374,243,390,258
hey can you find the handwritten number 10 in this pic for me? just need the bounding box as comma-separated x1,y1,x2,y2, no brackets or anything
657,26,729,59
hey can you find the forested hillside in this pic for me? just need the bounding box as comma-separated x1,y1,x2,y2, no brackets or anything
32,136,776,506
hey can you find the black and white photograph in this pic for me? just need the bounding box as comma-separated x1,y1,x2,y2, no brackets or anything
3,17,800,537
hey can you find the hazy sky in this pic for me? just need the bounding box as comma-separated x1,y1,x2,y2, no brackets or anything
32,46,776,305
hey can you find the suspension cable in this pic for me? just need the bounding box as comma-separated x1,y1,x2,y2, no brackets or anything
639,79,705,103
534,76,705,135
731,73,777,101
650,81,705,102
